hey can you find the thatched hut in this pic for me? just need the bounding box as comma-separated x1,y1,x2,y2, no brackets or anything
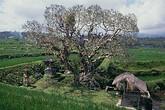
112,72,152,109
112,72,150,96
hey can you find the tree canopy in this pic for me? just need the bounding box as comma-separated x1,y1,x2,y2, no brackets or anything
23,4,139,85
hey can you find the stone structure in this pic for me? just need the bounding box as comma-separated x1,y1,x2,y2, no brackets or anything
43,57,56,76
23,69,29,86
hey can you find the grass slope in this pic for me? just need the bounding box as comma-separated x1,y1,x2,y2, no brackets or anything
0,82,125,110
34,74,120,105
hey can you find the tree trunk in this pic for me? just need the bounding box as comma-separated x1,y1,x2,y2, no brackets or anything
66,61,80,85
64,61,68,70
64,46,69,70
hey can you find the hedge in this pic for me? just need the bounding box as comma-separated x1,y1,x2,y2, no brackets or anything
0,59,63,86
0,61,44,85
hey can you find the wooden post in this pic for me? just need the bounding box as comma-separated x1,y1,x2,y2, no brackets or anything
23,69,29,87
123,83,125,99
126,82,129,92
137,92,140,109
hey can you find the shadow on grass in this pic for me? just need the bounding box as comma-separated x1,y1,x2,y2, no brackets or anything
62,83,97,99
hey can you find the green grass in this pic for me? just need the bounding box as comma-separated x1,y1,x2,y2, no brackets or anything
0,82,125,110
0,39,45,55
1,39,165,61
0,54,79,68
0,49,44,55
120,60,165,71
129,47,165,61
138,75,165,81
99,58,111,71
1,39,165,109
160,104,165,109
99,47,165,69
0,55,54,68
35,74,121,106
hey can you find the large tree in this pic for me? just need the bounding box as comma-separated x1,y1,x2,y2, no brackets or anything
23,4,139,85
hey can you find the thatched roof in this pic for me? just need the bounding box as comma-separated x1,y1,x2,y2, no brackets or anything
112,72,149,95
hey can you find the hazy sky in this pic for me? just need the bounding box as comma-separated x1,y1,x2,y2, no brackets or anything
0,0,165,35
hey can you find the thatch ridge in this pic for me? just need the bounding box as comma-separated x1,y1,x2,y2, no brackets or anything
112,72,150,96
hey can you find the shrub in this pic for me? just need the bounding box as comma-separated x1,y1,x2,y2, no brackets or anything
94,75,113,89
0,62,44,85
146,79,165,92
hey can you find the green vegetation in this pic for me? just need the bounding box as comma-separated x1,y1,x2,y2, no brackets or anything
129,47,165,61
138,75,165,81
98,49,165,93
118,60,165,76
0,55,54,68
160,104,165,109
0,82,125,110
1,39,165,68
146,79,165,92
34,74,124,109
0,61,44,85
135,37,165,48
0,39,45,55
1,39,165,92
0,38,165,109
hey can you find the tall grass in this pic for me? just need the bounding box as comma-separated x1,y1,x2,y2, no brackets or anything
0,83,125,110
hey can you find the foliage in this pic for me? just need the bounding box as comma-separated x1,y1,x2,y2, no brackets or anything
94,75,113,89
121,60,165,70
1,38,165,92
160,104,165,109
98,48,165,77
97,54,165,92
0,61,44,85
23,4,138,85
146,79,165,92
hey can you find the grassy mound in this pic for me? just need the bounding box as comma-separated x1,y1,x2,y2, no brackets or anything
0,82,125,110
34,74,119,105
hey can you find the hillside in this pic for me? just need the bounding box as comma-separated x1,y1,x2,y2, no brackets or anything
0,31,23,39
0,39,165,90
0,82,125,110
0,39,165,109
134,37,165,48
